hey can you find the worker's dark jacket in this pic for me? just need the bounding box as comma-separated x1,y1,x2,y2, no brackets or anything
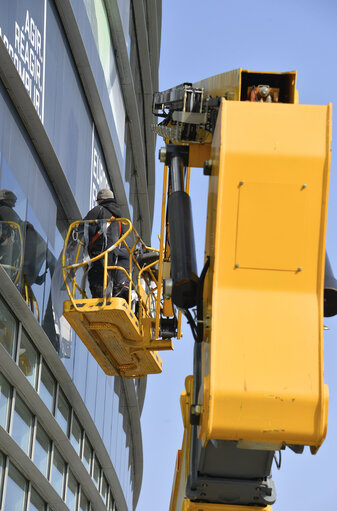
84,198,127,258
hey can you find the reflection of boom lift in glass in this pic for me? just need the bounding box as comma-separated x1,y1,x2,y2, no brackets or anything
0,220,48,321
62,217,181,378
0,220,23,285
21,274,40,320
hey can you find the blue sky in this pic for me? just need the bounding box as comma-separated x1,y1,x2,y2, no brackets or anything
137,1,337,510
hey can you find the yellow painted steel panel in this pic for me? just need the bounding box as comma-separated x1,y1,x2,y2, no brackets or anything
182,501,272,511
193,68,297,103
169,377,193,511
200,99,331,449
193,68,242,101
63,297,163,377
236,182,307,270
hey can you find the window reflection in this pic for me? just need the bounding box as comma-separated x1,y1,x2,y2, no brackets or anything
103,378,113,448
0,450,4,498
66,469,78,511
0,189,24,286
23,204,55,324
0,187,56,327
0,160,27,223
51,447,65,497
56,387,70,435
0,298,17,358
101,474,108,504
111,378,120,463
0,175,58,349
33,423,50,477
94,367,106,436
12,393,33,455
84,357,98,419
92,453,101,489
116,404,123,478
4,462,27,511
39,362,55,413
29,487,46,511
19,330,38,388
43,229,69,356
79,490,89,511
83,0,126,156
70,412,82,456
108,490,115,511
73,336,88,397
0,373,11,430
82,434,93,473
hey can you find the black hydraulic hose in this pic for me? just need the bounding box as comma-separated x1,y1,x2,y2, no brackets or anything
192,257,210,407
184,308,198,342
189,257,210,487
196,256,210,343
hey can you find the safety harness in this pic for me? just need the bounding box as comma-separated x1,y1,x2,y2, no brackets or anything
88,215,122,252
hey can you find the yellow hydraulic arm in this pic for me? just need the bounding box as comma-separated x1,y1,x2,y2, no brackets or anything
152,68,335,510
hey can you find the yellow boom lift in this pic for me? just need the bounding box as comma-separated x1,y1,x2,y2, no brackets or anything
62,68,337,509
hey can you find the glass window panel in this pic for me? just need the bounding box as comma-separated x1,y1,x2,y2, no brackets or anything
33,423,50,477
73,336,88,398
94,367,106,436
79,490,89,511
83,0,125,154
0,450,5,498
39,362,55,413
109,491,115,511
110,378,120,464
0,167,26,286
19,330,38,388
82,435,92,473
11,393,33,455
0,373,11,430
0,298,17,358
92,454,100,489
116,407,123,477
55,388,70,435
101,474,108,504
51,447,65,497
84,357,97,419
103,378,113,448
66,469,78,511
29,487,46,511
24,205,49,324
70,412,82,456
4,462,27,511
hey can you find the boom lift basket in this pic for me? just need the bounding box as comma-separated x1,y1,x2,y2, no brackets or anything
62,218,177,378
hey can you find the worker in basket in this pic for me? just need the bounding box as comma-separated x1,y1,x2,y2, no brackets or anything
84,189,129,300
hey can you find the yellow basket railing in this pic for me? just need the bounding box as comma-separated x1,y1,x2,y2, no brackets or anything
62,218,166,339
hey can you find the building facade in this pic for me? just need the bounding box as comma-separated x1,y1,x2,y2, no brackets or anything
0,1,161,510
